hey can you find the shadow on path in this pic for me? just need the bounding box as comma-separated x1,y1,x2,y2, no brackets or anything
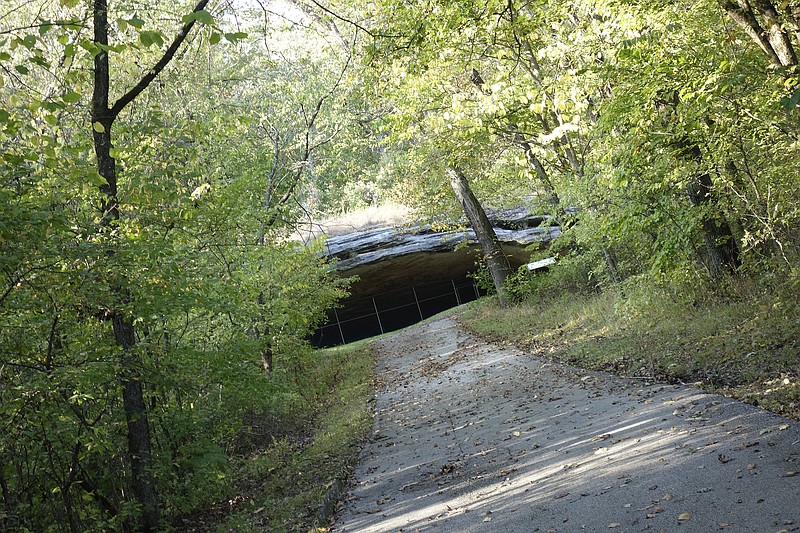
333,317,800,533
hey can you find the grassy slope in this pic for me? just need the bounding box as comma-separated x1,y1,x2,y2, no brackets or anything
179,340,374,532
459,281,800,421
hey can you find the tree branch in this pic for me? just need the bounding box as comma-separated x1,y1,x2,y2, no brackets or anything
305,0,374,37
109,0,211,119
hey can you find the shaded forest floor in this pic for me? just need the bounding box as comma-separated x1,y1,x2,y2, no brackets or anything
173,342,374,532
459,277,800,422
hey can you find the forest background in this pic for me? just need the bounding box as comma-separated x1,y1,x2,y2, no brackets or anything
1,0,799,531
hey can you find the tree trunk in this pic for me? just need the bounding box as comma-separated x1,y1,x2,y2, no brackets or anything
447,167,513,307
0,461,12,529
470,69,561,206
678,143,741,277
655,91,742,278
685,171,741,278
92,2,160,530
720,0,798,67
90,0,209,528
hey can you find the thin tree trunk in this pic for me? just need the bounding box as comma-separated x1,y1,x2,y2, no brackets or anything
92,2,160,529
470,69,561,206
0,461,12,529
447,167,513,307
90,0,209,528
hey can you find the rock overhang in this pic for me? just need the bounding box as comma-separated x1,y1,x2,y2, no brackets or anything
313,208,560,346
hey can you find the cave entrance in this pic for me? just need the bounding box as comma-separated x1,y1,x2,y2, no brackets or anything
312,277,485,348
310,208,556,347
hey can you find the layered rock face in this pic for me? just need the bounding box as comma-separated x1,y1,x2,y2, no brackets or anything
313,208,559,347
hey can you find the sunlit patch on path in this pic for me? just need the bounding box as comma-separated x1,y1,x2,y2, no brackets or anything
333,317,800,532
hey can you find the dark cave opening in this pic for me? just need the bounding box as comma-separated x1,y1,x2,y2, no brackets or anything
312,277,485,348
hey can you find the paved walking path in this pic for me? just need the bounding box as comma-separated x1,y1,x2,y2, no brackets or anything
332,317,800,532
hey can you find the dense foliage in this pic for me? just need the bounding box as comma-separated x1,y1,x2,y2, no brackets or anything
353,0,800,285
0,1,352,530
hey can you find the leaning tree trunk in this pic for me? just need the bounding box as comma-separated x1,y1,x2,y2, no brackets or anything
447,167,514,307
720,0,798,67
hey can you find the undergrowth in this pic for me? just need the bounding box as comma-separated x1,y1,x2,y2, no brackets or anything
460,274,800,421
174,340,374,532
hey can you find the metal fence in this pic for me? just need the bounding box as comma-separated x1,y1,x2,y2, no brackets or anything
313,279,484,347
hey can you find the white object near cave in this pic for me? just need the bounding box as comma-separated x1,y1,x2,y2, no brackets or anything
526,257,557,271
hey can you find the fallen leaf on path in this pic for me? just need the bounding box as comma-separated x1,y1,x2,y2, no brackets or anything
678,512,692,521
785,471,799,477
759,424,790,435
608,523,621,528
718,454,733,463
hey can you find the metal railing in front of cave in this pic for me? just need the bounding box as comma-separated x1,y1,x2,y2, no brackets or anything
315,279,483,346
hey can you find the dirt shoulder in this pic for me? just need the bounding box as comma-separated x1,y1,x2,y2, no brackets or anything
332,316,800,533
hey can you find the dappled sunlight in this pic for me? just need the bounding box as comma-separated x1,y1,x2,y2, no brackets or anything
334,317,800,532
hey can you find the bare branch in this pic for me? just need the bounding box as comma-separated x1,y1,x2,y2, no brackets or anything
109,0,211,119
305,0,374,37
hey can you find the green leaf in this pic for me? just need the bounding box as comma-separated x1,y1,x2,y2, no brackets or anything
14,64,29,75
78,39,101,56
224,32,248,43
139,31,164,47
88,171,108,186
92,121,105,133
127,16,145,29
29,55,49,68
192,10,215,25
209,32,221,45
781,88,800,110
62,91,81,104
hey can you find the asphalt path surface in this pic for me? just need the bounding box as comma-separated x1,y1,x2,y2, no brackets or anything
332,316,800,533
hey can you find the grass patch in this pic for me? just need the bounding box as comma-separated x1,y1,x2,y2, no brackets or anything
176,340,374,532
460,278,800,421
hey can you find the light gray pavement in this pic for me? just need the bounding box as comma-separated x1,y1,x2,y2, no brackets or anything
332,316,800,533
